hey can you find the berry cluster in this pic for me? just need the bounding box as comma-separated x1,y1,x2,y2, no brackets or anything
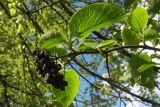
33,48,68,91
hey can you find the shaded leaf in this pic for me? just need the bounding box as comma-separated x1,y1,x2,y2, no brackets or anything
52,69,80,107
39,30,68,49
129,53,155,90
138,63,157,73
124,0,136,8
122,28,140,45
144,29,160,46
144,29,159,40
150,1,160,14
129,7,148,32
69,3,126,38
49,44,67,61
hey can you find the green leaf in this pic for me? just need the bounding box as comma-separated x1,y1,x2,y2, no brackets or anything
138,63,156,73
144,29,160,40
52,69,80,107
119,74,129,81
150,1,160,14
49,44,67,61
122,28,140,45
69,3,126,38
129,53,155,90
144,29,160,46
39,30,68,49
17,24,24,33
129,7,148,32
96,40,117,50
10,8,16,16
124,0,136,8
78,39,98,51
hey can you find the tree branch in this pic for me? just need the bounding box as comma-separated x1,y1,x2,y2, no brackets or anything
73,58,160,106
0,1,12,18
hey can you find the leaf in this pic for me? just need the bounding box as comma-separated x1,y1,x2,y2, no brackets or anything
10,8,16,16
144,29,160,46
124,0,136,8
78,39,98,51
17,24,24,33
119,74,129,81
39,30,68,49
129,53,155,90
52,69,80,107
138,63,157,73
150,1,160,14
129,7,148,32
96,40,117,50
69,3,126,38
49,44,67,61
144,29,160,40
122,28,140,45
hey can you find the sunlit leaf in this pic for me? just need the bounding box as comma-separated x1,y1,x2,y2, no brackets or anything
69,3,126,38
129,7,148,32
52,69,80,107
96,40,117,50
78,39,98,51
49,44,66,55
39,30,68,49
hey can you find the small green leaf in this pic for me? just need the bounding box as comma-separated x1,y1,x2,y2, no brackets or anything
49,44,67,61
129,7,148,32
39,30,68,49
10,8,16,16
78,39,98,51
96,40,117,50
52,69,80,107
119,74,129,81
122,28,140,45
69,3,126,38
17,24,24,33
138,63,156,73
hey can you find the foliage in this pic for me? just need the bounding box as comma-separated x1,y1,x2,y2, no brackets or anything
69,3,126,38
52,69,80,107
1,0,160,107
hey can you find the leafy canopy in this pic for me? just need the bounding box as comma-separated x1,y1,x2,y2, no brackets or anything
1,0,160,107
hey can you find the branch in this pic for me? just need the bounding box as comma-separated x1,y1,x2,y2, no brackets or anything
58,0,74,16
69,62,100,90
73,58,160,106
58,45,160,59
29,1,59,14
18,33,32,55
76,45,160,55
105,52,110,78
23,49,42,96
0,1,12,18
44,0,68,24
0,79,38,96
17,5,44,34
